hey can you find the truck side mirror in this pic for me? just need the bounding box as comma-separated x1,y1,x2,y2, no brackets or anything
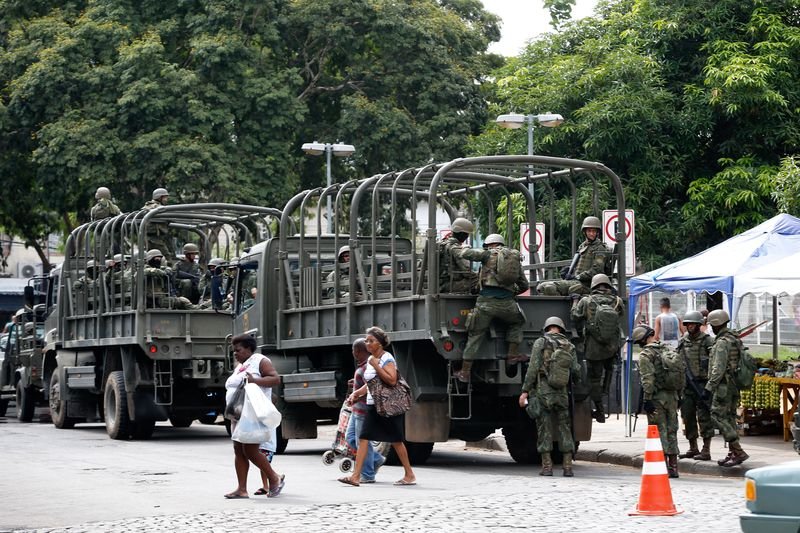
23,286,34,308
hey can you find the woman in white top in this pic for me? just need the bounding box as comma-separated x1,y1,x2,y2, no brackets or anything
339,326,416,487
224,334,285,499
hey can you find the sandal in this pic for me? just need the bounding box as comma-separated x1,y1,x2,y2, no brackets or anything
254,488,268,496
393,478,416,486
268,475,286,497
338,476,360,487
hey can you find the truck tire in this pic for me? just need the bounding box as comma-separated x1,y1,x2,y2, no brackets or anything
198,413,218,425
131,418,156,440
502,425,541,464
0,399,8,417
16,381,36,422
50,368,80,429
275,425,288,454
169,415,194,428
383,441,434,466
104,371,132,440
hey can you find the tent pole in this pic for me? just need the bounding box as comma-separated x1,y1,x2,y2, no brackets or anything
773,295,779,360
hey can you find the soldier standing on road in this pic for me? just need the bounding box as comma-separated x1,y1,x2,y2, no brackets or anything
519,316,581,477
705,309,749,467
438,218,478,294
537,216,610,296
571,274,624,423
455,234,528,383
677,310,715,460
90,187,121,221
632,325,681,478
174,243,202,303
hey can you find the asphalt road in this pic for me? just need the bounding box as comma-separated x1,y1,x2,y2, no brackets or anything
0,407,746,533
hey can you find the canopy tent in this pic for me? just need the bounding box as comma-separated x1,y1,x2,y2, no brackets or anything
619,213,800,430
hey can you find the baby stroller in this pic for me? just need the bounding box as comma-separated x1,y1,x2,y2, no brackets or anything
322,402,357,472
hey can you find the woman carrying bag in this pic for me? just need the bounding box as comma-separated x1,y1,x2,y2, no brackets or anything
223,334,285,499
339,326,417,487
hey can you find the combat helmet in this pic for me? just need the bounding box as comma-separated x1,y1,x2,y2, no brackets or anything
707,309,730,326
208,258,224,267
450,218,475,234
183,243,200,255
337,245,350,260
581,216,602,231
590,273,612,290
543,316,566,333
95,187,111,200
631,325,654,346
484,234,505,247
152,188,169,201
145,249,164,261
682,310,704,325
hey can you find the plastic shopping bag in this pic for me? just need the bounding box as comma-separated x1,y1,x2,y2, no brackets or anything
245,383,282,428
231,392,270,444
224,379,246,421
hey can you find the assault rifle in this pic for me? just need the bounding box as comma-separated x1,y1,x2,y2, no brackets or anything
561,252,580,280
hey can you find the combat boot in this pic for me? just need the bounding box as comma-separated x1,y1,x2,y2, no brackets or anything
539,453,553,476
679,439,699,459
593,402,605,423
454,361,472,383
721,441,749,467
693,437,712,461
666,454,679,478
506,343,529,365
562,453,574,477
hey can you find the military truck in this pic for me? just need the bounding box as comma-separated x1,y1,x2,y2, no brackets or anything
226,155,628,463
37,204,281,439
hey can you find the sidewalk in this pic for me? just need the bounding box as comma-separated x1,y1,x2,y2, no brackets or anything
472,415,800,477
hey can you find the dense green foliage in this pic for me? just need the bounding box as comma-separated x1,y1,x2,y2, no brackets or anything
471,0,800,269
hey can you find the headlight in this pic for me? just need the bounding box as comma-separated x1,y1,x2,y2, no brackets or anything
745,478,756,502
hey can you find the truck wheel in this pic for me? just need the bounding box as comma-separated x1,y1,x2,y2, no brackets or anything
16,381,36,422
275,425,288,454
383,441,434,466
502,425,541,464
131,418,156,440
198,414,218,425
0,399,8,417
104,371,132,440
50,368,80,429
169,415,194,428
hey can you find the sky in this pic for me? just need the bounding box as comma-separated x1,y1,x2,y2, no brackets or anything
481,0,599,56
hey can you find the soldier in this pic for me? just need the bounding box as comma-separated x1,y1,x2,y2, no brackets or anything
632,325,681,478
326,246,350,299
519,316,581,476
174,243,202,303
704,309,749,467
537,216,610,296
90,187,121,221
677,310,715,460
199,257,224,303
141,249,195,310
454,233,528,382
570,273,624,423
141,188,174,260
438,218,478,294
73,260,98,292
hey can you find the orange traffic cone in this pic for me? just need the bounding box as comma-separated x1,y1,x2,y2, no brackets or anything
629,424,682,516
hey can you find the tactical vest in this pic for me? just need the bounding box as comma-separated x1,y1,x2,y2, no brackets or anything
439,237,476,292
678,333,711,380
716,329,741,376
575,239,609,282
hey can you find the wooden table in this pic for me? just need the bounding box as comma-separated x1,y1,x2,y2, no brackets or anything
777,377,800,441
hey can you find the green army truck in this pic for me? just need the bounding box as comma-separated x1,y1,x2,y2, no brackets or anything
38,204,281,439
226,155,628,463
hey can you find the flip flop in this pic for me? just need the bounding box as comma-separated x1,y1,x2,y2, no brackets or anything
268,475,286,497
254,488,268,496
224,492,249,499
338,477,360,487
393,479,416,486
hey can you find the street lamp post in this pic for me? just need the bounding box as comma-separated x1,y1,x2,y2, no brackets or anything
301,141,356,233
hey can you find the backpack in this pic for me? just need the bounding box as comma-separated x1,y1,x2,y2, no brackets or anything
656,346,686,392
586,296,621,346
494,247,522,286
731,335,757,390
543,336,575,389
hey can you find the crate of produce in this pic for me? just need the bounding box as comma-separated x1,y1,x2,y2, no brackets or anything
738,408,783,436
740,375,780,409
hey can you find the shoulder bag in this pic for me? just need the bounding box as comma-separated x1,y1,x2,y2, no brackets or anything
368,371,412,417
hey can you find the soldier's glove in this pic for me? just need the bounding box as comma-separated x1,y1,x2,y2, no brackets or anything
643,400,656,414
701,389,712,403
560,267,571,279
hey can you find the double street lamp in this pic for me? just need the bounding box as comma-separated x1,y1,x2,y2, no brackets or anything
301,141,356,233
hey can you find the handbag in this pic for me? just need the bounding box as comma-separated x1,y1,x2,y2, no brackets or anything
224,379,246,421
368,372,412,417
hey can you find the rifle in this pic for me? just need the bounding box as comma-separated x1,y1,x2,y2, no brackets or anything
562,252,580,280
683,359,710,410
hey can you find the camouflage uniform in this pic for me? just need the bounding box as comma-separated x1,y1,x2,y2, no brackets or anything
678,331,715,441
460,246,528,362
439,236,478,293
570,286,623,408
522,332,581,454
538,238,610,296
705,328,741,444
638,341,680,455
173,257,202,303
141,264,195,310
91,198,121,221
141,200,174,261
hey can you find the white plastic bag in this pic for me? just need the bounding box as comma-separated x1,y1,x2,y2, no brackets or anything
245,383,282,428
231,392,270,444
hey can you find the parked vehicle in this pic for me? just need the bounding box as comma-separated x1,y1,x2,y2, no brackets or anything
741,460,800,532
0,299,48,421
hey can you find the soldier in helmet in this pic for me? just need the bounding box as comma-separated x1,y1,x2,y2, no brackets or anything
199,257,225,304
704,309,749,467
141,188,174,260
454,233,529,382
538,216,611,296
73,260,98,292
519,316,581,477
632,325,681,478
438,217,478,294
91,187,122,221
140,249,195,310
174,243,202,303
570,273,624,423
142,188,169,211
677,310,715,461
326,246,351,299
